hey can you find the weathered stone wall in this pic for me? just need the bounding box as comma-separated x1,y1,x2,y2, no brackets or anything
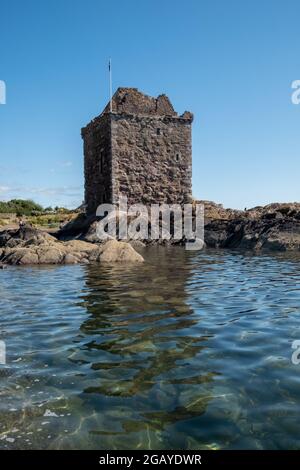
82,114,113,214
82,88,193,213
111,114,192,206
103,87,177,117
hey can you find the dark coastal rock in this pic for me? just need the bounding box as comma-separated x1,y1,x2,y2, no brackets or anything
57,213,97,240
58,202,300,252
204,203,300,252
1,203,299,264
0,230,16,248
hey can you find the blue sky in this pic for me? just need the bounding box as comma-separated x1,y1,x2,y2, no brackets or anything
0,0,299,209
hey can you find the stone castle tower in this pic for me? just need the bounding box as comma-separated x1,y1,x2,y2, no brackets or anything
81,87,193,214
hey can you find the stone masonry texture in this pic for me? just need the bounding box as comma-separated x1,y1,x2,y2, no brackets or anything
81,88,193,214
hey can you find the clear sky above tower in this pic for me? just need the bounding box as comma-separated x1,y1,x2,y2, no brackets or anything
0,0,299,209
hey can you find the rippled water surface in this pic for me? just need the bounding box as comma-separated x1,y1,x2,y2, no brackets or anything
1,247,300,449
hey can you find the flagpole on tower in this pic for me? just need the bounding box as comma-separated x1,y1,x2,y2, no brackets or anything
109,58,112,113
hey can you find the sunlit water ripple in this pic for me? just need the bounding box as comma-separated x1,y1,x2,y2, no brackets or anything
0,247,300,449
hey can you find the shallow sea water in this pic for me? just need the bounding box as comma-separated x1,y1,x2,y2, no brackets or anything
0,247,300,449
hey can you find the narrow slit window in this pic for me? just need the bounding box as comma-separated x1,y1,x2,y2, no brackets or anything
157,128,161,135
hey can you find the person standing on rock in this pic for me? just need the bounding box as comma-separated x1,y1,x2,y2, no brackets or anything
18,217,26,229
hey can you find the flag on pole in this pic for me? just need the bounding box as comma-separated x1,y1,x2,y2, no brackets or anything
109,58,112,112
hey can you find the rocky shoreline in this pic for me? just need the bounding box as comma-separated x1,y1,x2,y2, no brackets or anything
0,225,144,266
204,201,300,252
0,202,299,266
